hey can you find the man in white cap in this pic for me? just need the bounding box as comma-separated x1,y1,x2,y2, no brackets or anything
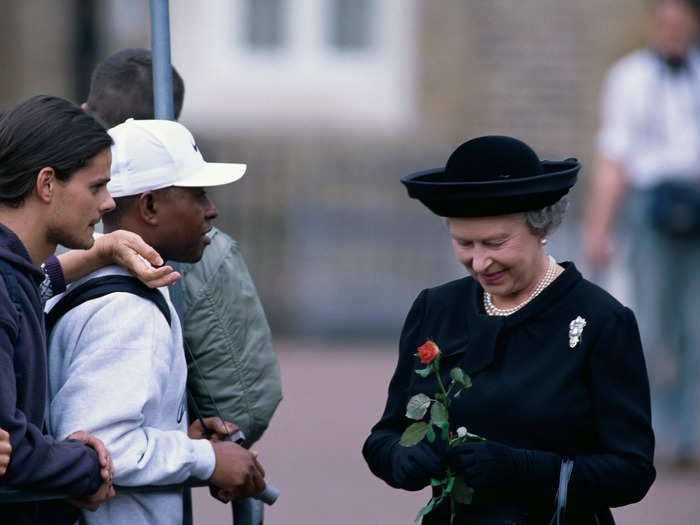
45,119,266,525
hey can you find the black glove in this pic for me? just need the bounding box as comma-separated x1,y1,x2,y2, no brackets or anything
446,441,559,491
391,440,444,491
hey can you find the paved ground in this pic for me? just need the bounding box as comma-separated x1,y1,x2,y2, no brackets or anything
192,340,700,524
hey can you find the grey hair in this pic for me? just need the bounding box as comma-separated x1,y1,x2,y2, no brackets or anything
518,196,569,236
442,195,569,236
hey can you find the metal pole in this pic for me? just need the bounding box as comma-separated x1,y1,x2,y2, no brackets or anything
149,0,175,120
148,0,183,322
149,2,189,524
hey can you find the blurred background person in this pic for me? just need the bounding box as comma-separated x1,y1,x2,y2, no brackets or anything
582,0,700,468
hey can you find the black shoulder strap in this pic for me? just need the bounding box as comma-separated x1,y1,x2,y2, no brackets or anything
45,275,171,334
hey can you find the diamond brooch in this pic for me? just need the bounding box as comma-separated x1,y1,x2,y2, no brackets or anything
569,316,586,349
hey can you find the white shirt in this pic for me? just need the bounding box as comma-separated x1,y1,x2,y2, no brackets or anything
597,48,700,189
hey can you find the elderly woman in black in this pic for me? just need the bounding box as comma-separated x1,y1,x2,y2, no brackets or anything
362,136,655,524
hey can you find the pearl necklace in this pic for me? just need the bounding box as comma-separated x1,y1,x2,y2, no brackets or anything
483,255,557,316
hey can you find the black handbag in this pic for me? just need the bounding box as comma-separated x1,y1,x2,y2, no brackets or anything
647,179,700,239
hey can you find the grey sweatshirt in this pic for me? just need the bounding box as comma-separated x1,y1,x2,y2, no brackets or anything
45,265,215,525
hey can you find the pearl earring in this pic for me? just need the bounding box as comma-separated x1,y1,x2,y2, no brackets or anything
540,238,548,245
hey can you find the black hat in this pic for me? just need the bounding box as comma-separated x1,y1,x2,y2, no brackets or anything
401,136,580,217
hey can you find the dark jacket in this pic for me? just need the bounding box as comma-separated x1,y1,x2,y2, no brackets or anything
0,223,101,523
363,263,655,524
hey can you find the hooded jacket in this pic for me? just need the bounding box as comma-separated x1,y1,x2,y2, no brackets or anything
0,222,101,523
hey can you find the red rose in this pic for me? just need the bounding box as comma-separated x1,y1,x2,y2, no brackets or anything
418,340,440,364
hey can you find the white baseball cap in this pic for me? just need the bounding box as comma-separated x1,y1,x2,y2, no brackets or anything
107,119,246,198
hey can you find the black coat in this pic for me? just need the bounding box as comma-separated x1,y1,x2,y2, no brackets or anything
363,263,655,524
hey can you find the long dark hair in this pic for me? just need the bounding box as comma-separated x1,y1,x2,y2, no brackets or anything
0,94,113,207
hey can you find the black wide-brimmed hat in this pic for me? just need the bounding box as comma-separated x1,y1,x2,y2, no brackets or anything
401,135,580,217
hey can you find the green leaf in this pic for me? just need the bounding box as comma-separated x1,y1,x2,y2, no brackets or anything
449,367,465,386
415,366,432,378
435,420,450,441
449,367,472,388
452,476,474,505
463,373,472,388
430,401,448,426
399,422,430,446
430,477,443,487
414,497,436,522
426,426,436,443
406,393,432,420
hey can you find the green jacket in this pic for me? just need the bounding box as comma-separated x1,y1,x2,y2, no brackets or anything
181,227,281,447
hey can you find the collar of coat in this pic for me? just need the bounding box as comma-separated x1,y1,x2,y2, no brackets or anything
456,262,582,376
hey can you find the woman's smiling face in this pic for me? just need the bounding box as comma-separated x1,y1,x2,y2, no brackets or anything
448,214,547,303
